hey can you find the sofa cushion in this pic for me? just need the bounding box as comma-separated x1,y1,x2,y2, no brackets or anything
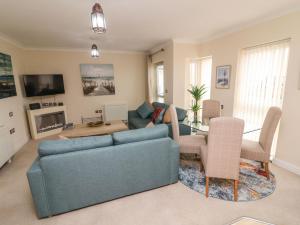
136,102,154,119
39,135,113,157
151,107,165,124
176,107,187,121
152,102,169,110
113,124,169,145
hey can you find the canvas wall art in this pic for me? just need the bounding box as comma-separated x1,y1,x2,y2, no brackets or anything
216,65,231,89
0,53,17,99
80,64,115,96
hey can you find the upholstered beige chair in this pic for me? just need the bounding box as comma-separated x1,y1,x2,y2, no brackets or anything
241,107,282,179
169,104,206,154
200,117,244,201
202,100,221,125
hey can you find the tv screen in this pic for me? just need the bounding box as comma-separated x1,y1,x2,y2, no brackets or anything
23,74,65,97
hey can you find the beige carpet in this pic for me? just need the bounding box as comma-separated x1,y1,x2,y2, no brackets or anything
1,137,300,225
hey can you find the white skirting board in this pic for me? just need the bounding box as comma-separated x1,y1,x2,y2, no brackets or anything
272,159,300,176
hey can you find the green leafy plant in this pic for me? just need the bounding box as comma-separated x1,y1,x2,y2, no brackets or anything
187,84,207,123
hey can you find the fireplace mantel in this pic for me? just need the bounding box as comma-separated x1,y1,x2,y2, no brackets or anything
27,106,68,139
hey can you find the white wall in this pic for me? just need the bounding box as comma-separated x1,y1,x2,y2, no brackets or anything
22,50,147,124
0,38,147,157
0,38,29,153
171,11,300,171
173,42,200,108
150,41,174,104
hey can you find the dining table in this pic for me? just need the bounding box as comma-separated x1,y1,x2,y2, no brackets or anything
182,118,261,135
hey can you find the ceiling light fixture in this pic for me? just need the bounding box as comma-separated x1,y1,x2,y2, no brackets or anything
91,44,100,58
91,3,107,33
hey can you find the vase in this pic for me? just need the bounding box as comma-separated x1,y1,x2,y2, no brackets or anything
193,111,198,123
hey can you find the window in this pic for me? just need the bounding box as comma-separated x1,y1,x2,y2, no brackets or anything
155,64,164,103
234,39,290,158
185,56,212,109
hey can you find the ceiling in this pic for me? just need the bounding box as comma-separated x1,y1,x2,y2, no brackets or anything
0,0,300,52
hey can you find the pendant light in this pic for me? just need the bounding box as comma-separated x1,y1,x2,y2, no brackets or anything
91,3,107,33
91,44,100,58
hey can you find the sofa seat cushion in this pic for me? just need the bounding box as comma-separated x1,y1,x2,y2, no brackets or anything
39,135,113,157
130,117,152,129
113,124,169,145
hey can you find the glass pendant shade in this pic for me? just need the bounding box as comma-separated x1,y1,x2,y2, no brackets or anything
91,3,107,33
91,44,100,58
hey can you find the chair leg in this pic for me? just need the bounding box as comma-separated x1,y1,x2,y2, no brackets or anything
264,162,270,180
205,177,209,198
234,180,239,202
260,161,264,169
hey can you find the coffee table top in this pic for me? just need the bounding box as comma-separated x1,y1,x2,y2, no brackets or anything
61,120,128,138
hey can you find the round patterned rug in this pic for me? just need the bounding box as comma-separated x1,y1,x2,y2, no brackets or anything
179,160,276,202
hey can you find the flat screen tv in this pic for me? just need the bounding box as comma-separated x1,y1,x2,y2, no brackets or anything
23,74,65,97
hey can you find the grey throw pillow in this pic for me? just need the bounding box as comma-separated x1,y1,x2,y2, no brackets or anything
137,102,154,119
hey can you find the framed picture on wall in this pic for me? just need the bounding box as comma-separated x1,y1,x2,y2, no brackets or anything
216,65,231,89
0,52,17,99
80,64,115,96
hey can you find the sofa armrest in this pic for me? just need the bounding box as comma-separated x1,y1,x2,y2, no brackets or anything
169,140,179,184
27,159,51,218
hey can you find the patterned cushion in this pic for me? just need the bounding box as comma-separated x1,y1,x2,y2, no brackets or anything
136,102,154,119
151,107,165,124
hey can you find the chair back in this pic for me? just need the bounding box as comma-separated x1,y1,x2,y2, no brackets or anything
259,107,282,155
169,104,180,143
206,117,244,180
202,100,221,123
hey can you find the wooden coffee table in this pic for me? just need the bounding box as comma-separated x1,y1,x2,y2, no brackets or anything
60,120,128,138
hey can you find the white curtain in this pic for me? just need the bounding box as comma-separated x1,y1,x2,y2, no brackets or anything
147,56,155,103
234,39,290,157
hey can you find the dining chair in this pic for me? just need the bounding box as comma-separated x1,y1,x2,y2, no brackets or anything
169,104,206,154
200,117,244,201
241,107,282,179
202,100,221,125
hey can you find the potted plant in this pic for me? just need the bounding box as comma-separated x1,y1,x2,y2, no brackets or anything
187,84,206,123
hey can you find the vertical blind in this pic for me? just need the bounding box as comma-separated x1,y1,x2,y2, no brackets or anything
234,39,290,157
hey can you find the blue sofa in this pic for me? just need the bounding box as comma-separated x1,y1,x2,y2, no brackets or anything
27,125,179,218
128,102,191,138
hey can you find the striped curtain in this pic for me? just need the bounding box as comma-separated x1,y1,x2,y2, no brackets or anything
234,39,290,157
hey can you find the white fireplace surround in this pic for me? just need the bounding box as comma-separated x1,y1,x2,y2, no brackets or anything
27,106,68,140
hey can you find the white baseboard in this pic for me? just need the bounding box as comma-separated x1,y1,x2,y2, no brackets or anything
272,159,300,176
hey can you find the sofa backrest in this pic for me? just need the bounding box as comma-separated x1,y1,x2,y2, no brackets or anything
38,137,177,216
112,124,168,145
38,135,113,157
152,102,187,121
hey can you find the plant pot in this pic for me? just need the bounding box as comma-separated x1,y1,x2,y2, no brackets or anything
193,111,198,123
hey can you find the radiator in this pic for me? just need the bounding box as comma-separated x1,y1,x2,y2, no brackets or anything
0,125,14,168
103,103,128,122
